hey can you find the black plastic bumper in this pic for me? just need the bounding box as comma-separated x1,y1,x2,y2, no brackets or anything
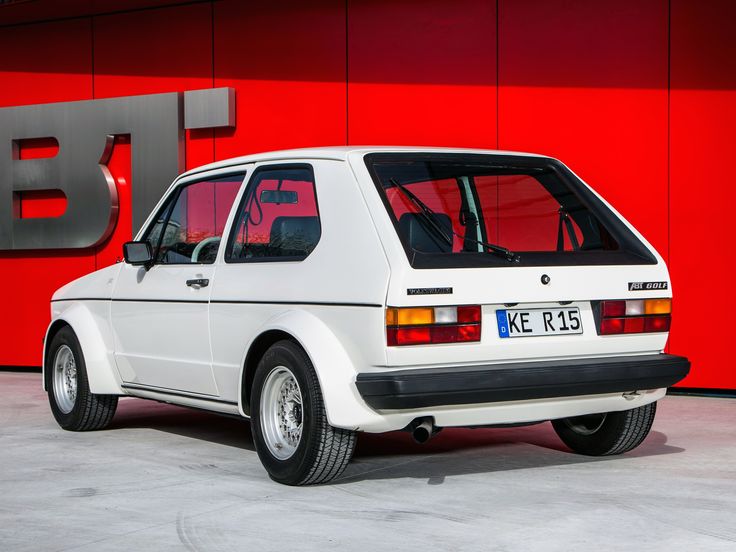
356,354,690,410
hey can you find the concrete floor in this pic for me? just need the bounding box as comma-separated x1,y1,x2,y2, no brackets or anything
0,372,734,551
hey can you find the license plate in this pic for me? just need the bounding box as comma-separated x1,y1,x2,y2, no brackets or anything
496,307,583,338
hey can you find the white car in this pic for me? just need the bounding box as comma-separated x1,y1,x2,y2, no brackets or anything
44,147,690,485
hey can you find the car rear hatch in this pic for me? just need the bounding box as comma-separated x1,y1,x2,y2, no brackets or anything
354,150,673,369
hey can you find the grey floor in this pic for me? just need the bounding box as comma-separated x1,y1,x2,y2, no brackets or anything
1,371,734,551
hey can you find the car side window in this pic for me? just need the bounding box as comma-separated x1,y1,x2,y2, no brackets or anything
143,174,245,265
225,165,320,262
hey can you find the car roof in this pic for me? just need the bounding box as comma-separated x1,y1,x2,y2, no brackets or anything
179,146,551,179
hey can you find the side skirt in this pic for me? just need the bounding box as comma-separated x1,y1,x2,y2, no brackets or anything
121,383,243,416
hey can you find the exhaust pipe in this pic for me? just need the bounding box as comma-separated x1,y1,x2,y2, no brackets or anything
409,417,438,444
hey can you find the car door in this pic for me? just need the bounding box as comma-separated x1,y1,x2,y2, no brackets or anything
111,171,246,397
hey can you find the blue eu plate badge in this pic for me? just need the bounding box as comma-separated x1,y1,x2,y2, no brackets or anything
496,310,510,338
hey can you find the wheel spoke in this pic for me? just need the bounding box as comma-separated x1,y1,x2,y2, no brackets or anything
52,345,78,414
260,366,304,460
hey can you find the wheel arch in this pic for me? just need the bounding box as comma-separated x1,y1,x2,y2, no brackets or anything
238,309,384,430
241,329,294,416
43,319,72,391
43,302,123,395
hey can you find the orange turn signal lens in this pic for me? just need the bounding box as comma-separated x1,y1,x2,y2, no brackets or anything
386,307,435,326
644,298,671,315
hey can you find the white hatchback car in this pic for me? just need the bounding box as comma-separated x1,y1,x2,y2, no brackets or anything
44,147,690,485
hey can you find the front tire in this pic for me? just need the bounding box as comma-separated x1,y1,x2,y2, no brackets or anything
552,402,657,456
46,326,118,431
251,340,356,485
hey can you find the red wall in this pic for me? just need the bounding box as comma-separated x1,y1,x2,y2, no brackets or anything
669,0,736,389
348,0,497,147
498,1,669,259
0,0,732,389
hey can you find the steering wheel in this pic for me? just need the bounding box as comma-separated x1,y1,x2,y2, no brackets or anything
191,236,222,263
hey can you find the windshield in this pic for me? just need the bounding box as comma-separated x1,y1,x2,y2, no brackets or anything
366,153,655,268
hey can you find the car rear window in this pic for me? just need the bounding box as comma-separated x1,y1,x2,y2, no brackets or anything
366,153,655,268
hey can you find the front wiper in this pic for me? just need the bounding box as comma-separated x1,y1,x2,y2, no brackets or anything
388,178,520,262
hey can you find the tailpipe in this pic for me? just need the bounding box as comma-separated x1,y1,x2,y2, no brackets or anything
408,417,439,444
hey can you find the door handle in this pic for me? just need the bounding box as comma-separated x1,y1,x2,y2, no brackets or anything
186,278,209,288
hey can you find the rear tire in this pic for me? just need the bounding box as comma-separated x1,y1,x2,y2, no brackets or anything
46,326,118,431
552,402,657,456
251,340,356,485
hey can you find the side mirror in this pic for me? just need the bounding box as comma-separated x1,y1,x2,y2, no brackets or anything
123,241,153,269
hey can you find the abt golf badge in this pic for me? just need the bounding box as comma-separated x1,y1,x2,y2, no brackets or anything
629,281,668,291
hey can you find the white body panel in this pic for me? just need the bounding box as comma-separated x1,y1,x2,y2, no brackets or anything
45,147,678,434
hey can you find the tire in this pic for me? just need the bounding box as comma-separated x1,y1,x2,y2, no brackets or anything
251,340,356,485
552,401,657,456
46,326,118,431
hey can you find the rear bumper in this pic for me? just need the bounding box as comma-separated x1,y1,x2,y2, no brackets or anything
356,354,690,410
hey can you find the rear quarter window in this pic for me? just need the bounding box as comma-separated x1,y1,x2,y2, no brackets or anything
225,165,321,262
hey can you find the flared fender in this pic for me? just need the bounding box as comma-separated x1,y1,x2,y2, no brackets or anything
43,302,122,395
239,309,385,430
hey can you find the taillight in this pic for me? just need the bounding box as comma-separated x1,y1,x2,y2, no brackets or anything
386,305,482,346
598,299,671,335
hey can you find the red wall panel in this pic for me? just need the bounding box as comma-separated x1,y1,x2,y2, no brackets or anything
92,3,213,98
0,19,93,107
213,0,347,159
0,19,95,366
498,0,669,261
92,3,215,269
669,0,736,388
93,2,215,172
347,0,497,148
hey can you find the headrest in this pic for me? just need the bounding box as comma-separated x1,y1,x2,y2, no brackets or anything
269,216,321,256
398,212,453,253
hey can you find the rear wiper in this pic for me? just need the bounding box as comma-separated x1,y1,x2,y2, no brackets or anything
388,178,520,262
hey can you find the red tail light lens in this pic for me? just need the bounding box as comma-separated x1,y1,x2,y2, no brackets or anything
623,317,645,334
598,299,671,335
386,305,481,346
602,300,626,317
600,318,625,335
457,305,482,323
387,327,431,346
644,315,671,333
